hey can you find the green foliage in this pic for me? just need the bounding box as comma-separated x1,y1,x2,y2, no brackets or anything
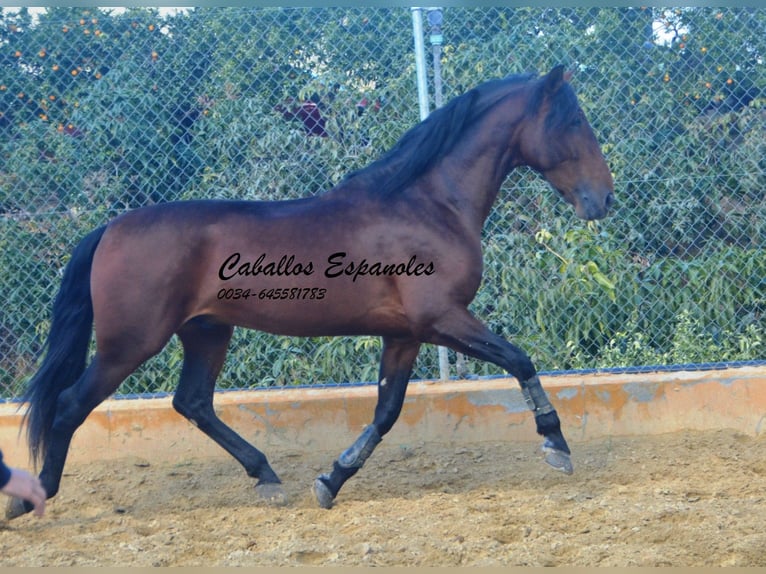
1,7,764,399
567,309,765,368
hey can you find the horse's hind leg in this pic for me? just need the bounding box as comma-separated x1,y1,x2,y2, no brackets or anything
426,307,573,474
313,336,421,509
173,317,285,505
7,352,143,519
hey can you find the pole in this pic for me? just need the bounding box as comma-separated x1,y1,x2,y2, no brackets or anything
427,8,443,108
410,7,430,121
429,8,465,376
412,7,450,382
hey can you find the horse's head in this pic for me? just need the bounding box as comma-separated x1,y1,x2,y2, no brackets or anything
519,66,615,220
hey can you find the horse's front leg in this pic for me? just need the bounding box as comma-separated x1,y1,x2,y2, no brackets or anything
313,337,421,509
426,307,573,474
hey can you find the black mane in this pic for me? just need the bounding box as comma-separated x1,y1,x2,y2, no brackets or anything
525,77,581,131
337,72,537,198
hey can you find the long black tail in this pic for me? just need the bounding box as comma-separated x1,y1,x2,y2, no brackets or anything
22,225,107,466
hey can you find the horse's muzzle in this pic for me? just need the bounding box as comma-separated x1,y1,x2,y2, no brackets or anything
574,187,614,220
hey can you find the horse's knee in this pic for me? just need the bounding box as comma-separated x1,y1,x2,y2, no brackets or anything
511,352,536,382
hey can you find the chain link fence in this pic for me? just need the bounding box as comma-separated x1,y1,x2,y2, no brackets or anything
1,6,764,399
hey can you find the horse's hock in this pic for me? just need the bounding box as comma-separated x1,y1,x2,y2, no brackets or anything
1,365,764,467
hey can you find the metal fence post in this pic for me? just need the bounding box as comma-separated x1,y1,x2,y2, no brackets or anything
427,7,444,108
412,7,451,382
411,7,430,121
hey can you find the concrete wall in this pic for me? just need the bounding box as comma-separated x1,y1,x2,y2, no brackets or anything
1,365,764,466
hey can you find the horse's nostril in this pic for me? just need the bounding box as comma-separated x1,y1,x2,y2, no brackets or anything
604,192,615,210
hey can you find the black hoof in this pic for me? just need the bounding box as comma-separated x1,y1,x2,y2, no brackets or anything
542,443,574,475
312,475,335,509
255,482,288,506
4,497,30,521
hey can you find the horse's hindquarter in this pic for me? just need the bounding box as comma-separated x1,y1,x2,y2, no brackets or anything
89,198,479,341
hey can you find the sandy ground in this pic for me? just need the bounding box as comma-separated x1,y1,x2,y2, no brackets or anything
1,428,765,566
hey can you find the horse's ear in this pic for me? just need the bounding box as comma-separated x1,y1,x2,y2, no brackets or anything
543,65,568,94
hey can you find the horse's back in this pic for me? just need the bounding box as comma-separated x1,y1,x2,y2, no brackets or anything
87,197,415,339
105,198,317,229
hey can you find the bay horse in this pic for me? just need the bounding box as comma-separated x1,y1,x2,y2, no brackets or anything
7,65,614,518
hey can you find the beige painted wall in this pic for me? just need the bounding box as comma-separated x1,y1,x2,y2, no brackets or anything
1,366,764,467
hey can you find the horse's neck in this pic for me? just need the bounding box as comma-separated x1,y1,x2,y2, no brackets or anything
434,95,527,231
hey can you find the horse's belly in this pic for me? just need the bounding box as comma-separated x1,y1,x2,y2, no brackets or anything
206,278,411,338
